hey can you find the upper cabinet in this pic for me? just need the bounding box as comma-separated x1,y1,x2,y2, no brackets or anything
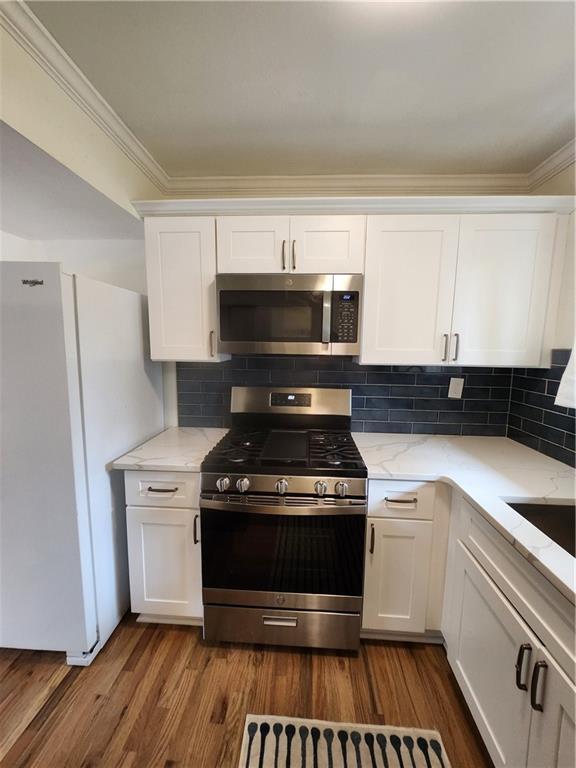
216,216,289,273
451,214,557,366
361,215,459,365
216,215,366,274
361,212,559,367
145,216,222,362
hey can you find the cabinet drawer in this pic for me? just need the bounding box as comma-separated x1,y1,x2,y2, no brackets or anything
368,480,435,520
124,471,199,508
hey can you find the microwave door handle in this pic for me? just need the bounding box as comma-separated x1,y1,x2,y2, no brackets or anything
322,292,332,344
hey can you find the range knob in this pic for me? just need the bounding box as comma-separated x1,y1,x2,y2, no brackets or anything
215,476,230,492
236,477,251,493
335,481,349,498
314,480,328,497
275,478,289,495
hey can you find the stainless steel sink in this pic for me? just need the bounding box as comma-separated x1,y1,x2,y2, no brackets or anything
507,503,575,557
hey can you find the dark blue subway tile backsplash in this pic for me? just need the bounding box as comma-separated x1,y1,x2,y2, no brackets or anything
507,351,575,468
177,351,575,467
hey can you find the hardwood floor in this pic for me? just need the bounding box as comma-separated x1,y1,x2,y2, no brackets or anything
1,614,492,767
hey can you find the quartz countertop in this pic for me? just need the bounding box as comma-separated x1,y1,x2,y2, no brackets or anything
113,428,575,601
112,427,227,471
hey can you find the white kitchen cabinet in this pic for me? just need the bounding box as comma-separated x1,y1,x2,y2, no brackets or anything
360,215,459,364
216,215,365,274
126,505,202,619
444,498,575,768
448,543,535,768
527,647,576,768
361,212,558,366
362,517,433,633
145,216,221,361
451,213,557,366
289,216,365,273
216,216,290,273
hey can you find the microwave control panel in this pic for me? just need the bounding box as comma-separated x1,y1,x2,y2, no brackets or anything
331,292,359,343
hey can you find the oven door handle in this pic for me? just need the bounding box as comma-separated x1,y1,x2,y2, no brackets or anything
200,498,367,516
322,291,332,344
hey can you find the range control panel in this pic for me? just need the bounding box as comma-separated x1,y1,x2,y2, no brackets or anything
331,292,359,343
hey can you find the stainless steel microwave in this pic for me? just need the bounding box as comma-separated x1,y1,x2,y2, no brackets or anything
216,274,362,356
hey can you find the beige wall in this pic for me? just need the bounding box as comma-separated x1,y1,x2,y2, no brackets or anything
0,231,146,293
0,28,163,218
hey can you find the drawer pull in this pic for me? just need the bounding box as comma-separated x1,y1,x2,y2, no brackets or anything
515,643,532,691
530,661,548,712
369,523,375,554
263,616,298,628
384,497,418,505
147,486,178,493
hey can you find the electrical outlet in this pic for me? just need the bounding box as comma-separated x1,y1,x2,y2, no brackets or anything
448,377,464,399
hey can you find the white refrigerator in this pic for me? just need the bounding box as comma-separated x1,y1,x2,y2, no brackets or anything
0,261,164,665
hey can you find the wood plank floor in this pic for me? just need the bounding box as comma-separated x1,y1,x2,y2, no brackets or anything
1,614,492,767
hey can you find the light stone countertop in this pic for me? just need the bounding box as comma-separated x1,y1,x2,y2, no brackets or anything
112,427,227,472
113,427,575,601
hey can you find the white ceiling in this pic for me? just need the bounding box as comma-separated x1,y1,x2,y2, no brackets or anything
28,1,575,178
0,123,144,239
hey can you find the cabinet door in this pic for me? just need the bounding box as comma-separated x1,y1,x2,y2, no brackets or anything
362,518,433,632
126,506,202,618
145,217,219,361
448,543,536,768
527,647,575,768
216,216,290,273
360,215,459,364
289,216,365,273
450,213,557,366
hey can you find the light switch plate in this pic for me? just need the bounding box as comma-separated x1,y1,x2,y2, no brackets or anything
448,377,465,399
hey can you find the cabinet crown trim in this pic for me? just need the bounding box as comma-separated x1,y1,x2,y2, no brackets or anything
133,196,575,218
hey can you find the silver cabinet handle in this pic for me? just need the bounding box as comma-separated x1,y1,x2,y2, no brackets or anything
291,240,296,271
209,329,215,357
384,497,417,505
263,616,298,627
281,239,287,271
452,333,460,362
442,333,449,362
147,486,178,493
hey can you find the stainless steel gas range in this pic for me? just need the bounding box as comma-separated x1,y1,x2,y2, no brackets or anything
199,386,367,651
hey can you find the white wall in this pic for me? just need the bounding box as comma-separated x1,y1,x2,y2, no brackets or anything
0,231,146,294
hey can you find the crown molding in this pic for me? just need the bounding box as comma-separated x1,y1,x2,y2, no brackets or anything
0,1,169,193
132,195,576,217
527,139,575,191
163,172,529,197
3,2,574,201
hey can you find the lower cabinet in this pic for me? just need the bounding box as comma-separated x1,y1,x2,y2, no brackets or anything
526,645,576,768
446,536,575,768
126,506,203,618
363,518,433,633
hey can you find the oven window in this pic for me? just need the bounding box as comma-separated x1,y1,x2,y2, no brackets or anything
219,291,324,342
201,510,365,596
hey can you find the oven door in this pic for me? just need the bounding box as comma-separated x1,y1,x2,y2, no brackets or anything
200,498,366,613
217,274,333,355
